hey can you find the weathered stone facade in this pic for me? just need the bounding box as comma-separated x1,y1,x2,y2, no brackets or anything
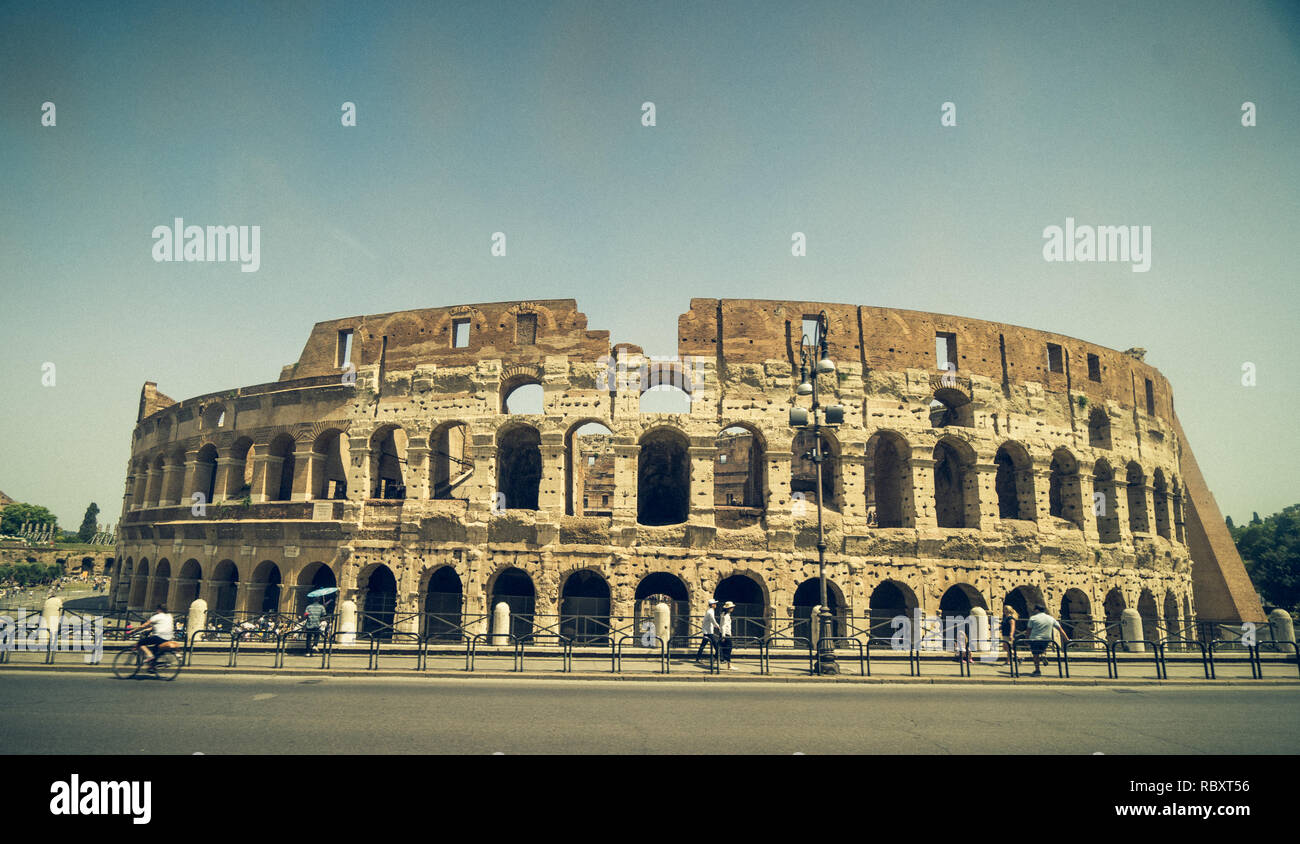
109,298,1262,641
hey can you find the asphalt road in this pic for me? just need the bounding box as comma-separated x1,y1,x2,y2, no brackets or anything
2,672,1296,754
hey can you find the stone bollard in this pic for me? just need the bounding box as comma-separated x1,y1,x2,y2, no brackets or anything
187,598,207,643
970,606,991,654
41,597,62,650
653,602,671,650
1120,608,1144,652
338,600,357,644
810,605,823,648
492,601,511,647
1268,608,1295,653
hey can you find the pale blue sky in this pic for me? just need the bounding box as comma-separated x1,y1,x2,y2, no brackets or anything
0,0,1296,528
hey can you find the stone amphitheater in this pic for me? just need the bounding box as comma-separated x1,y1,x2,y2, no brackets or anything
109,298,1261,645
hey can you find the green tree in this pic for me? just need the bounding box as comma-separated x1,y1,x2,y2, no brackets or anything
1231,504,1300,614
77,502,100,543
0,503,58,537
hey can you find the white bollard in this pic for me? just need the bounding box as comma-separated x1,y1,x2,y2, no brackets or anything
492,601,511,647
653,602,671,650
187,598,207,643
970,606,991,654
41,596,62,650
1121,608,1144,652
810,605,823,648
339,599,357,644
1268,608,1295,653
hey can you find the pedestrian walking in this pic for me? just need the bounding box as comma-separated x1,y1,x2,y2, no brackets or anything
718,601,735,669
999,607,1017,665
303,597,327,655
695,598,719,664
1025,604,1068,676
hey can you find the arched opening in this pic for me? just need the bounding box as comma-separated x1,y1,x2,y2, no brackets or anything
638,428,689,525
497,424,541,511
1093,459,1121,543
267,434,297,502
162,449,186,505
792,578,846,642
1049,448,1083,528
502,381,544,414
228,438,254,500
929,387,974,428
194,444,218,506
176,559,202,608
869,580,918,646
311,429,349,500
1171,478,1185,544
116,559,134,609
1061,589,1093,640
1183,594,1194,639
1126,463,1149,533
639,368,692,413
370,426,408,500
147,559,171,610
360,565,397,641
567,421,615,516
938,584,987,650
1152,469,1170,538
210,560,239,628
868,432,911,528
1103,588,1126,644
560,570,611,645
933,438,978,529
634,572,690,643
714,425,765,511
295,562,336,615
714,574,767,640
129,559,150,608
80,557,94,575
792,429,839,512
430,421,471,501
1163,590,1181,642
104,558,114,577
994,442,1035,521
249,561,282,616
1088,407,1111,450
201,404,227,430
490,567,536,641
1137,589,1159,643
1004,585,1045,636
422,566,463,641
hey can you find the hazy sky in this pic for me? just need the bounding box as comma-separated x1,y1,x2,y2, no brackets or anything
1,0,1296,529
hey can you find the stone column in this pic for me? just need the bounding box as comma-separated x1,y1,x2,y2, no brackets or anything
492,601,511,646
158,460,184,507
909,456,938,529
1078,471,1099,541
840,449,867,523
687,442,716,526
131,469,148,510
215,456,241,502
144,465,163,508
187,599,207,643
180,452,203,508
291,446,317,502
254,454,282,503
538,432,566,517
347,434,373,502
1120,607,1144,652
611,442,640,524
973,461,1000,528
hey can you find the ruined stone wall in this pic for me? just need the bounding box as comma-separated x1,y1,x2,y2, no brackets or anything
110,298,1257,636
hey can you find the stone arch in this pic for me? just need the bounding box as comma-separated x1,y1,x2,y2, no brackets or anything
129,558,150,608
1049,448,1084,528
638,426,690,525
248,560,283,616
1103,587,1126,643
792,577,847,641
1093,459,1121,543
1060,588,1093,640
162,447,187,506
193,443,219,507
634,572,691,642
501,368,544,414
201,403,228,430
1003,585,1045,634
714,572,768,640
715,424,765,511
933,436,979,529
1171,477,1185,544
147,559,171,610
488,566,536,641
430,420,472,501
1126,463,1149,533
939,583,987,650
311,427,349,500
176,559,202,608
1152,469,1170,538
497,422,542,511
929,386,974,428
357,563,398,640
1088,407,1111,450
792,428,840,512
421,565,463,641
370,425,408,500
210,560,240,626
559,568,611,645
267,433,297,502
228,437,255,498
1163,589,1182,641
869,579,919,645
1137,589,1159,642
866,430,912,528
567,420,615,516
295,562,337,615
994,441,1035,521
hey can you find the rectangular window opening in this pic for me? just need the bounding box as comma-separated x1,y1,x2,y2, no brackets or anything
1047,343,1064,374
452,318,470,349
336,329,353,369
1087,353,1101,382
935,332,957,371
1145,379,1155,414
516,313,537,345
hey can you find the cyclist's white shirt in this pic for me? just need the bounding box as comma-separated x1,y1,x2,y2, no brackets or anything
148,613,174,641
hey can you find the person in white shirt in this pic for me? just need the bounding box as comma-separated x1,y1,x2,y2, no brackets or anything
718,601,735,669
132,604,175,670
695,598,719,663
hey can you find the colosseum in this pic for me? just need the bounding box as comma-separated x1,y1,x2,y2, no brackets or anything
109,298,1262,649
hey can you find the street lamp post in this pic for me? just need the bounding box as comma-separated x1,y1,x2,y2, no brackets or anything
790,311,844,676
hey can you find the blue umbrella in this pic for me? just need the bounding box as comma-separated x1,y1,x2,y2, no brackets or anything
307,586,340,598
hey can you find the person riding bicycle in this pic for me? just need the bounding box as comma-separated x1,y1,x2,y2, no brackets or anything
132,604,175,671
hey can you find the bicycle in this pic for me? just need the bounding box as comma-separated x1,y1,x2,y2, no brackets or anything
112,639,183,681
